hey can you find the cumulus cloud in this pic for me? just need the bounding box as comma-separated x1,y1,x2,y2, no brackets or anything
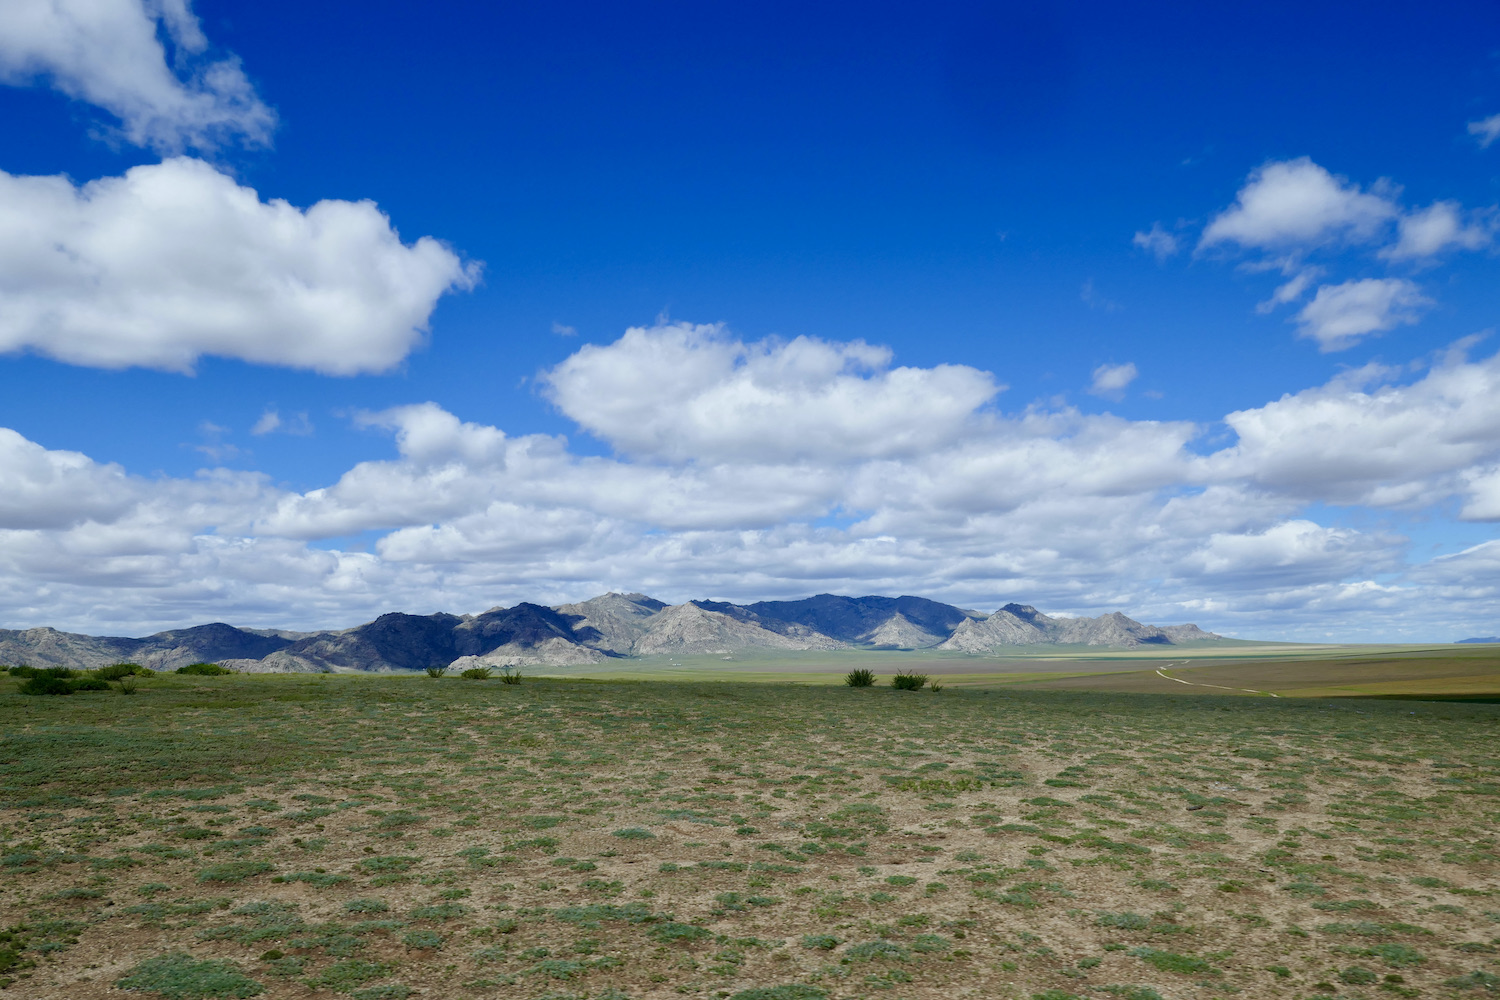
0,158,478,373
1469,113,1500,149
0,0,275,152
1381,201,1493,261
541,322,1001,463
2,325,1499,641
1200,158,1397,251
1132,223,1178,260
1207,347,1500,508
1088,362,1138,399
1293,278,1428,351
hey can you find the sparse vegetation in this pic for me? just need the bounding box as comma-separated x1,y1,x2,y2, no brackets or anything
2,667,1498,997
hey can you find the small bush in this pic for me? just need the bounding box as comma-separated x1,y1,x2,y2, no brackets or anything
611,827,655,840
729,987,828,1000
305,960,392,991
1129,947,1216,976
845,668,875,687
18,674,75,695
648,921,712,943
1339,966,1377,985
891,672,928,691
460,666,492,680
424,666,446,677
116,952,264,998
344,898,390,913
177,662,231,676
498,664,523,684
198,862,274,883
402,929,444,950
119,676,139,694
17,666,94,695
801,934,839,950
1097,911,1152,930
844,940,910,961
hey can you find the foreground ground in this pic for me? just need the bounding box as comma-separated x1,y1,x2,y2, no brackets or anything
1,672,1498,1000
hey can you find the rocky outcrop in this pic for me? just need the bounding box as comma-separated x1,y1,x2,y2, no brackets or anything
630,602,844,655
553,593,667,651
741,594,972,647
938,603,1222,652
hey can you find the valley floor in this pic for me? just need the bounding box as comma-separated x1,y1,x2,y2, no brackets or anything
1,673,1498,1000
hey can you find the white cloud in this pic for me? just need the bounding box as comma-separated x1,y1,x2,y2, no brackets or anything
551,322,578,336
1088,362,1138,399
1207,347,1500,506
1469,113,1500,149
1201,158,1398,251
0,0,275,152
251,409,311,436
1254,267,1321,313
2,326,1500,641
1294,278,1428,351
540,322,1001,463
1381,201,1493,261
1132,223,1178,260
0,158,479,374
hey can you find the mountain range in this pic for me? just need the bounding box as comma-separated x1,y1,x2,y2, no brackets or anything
0,593,1223,673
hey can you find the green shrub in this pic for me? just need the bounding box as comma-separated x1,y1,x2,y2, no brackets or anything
305,959,391,991
17,667,88,695
729,987,828,1000
1099,988,1164,1000
402,929,444,950
1445,970,1500,991
197,861,274,883
17,674,70,695
891,672,928,691
1129,947,1216,975
648,921,712,943
423,667,446,678
1368,943,1425,966
1339,966,1377,984
1097,911,1152,930
844,940,909,961
460,667,492,680
344,898,390,914
498,664,523,684
177,662,231,675
801,934,839,950
349,987,413,1000
10,664,73,678
845,668,875,687
611,827,655,840
116,952,264,998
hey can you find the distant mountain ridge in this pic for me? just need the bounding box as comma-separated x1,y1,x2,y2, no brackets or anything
0,593,1225,672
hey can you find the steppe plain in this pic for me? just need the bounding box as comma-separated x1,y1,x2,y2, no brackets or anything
1,644,1498,1000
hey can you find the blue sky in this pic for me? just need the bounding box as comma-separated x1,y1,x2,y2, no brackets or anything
0,0,1497,640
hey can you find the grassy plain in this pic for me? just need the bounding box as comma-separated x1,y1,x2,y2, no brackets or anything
1,663,1498,1000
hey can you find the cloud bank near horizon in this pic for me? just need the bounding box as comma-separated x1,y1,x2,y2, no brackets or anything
0,322,1495,642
